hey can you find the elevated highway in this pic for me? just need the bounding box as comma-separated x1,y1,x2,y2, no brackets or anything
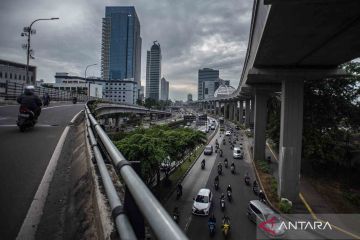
195,0,360,201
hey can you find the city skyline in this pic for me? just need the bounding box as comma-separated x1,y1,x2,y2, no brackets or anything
0,0,252,100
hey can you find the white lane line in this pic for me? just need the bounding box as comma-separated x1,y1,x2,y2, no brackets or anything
0,124,55,127
43,104,81,110
16,110,82,240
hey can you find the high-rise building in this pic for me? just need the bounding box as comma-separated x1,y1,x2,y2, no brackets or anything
146,41,161,100
101,6,142,104
198,68,219,100
187,93,193,102
160,77,169,101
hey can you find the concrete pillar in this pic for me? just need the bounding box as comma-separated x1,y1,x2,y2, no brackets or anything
278,80,304,202
215,101,219,115
245,99,250,127
253,90,269,162
229,102,233,121
250,98,255,125
212,102,215,114
224,102,228,119
239,100,244,124
233,102,237,121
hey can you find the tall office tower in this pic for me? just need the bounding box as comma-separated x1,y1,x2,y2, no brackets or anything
101,6,142,103
160,77,169,101
198,68,219,100
145,41,161,100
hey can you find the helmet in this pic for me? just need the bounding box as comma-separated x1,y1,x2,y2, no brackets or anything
228,185,231,188
24,85,35,95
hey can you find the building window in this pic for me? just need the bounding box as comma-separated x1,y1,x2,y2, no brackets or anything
14,74,17,80
23,76,25,80
5,73,7,78
0,72,2,78
10,73,12,79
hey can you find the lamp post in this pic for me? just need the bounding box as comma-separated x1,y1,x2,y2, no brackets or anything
21,17,59,85
85,63,97,97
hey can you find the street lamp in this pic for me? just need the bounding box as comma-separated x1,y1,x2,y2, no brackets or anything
85,63,97,96
21,17,59,85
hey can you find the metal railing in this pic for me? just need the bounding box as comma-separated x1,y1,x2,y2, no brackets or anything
0,81,95,102
85,102,188,240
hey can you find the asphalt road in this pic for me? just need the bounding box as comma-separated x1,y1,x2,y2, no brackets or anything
165,120,260,239
0,102,84,239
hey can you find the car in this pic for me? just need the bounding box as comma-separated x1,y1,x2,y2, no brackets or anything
233,147,243,159
211,125,215,130
225,131,231,136
247,200,285,238
192,188,213,216
204,145,213,155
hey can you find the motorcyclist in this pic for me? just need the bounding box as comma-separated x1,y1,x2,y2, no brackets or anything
177,183,183,196
17,85,42,119
208,214,216,225
42,92,50,106
220,193,225,200
227,185,232,193
259,190,265,202
244,172,250,184
173,207,180,221
218,162,222,171
214,175,219,185
230,162,235,170
222,215,231,230
224,158,228,167
201,159,205,168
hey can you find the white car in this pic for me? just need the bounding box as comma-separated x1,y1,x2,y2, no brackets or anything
233,147,243,159
192,188,213,216
211,125,215,130
225,131,231,136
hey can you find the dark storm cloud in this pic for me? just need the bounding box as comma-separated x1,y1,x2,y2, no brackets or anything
0,0,253,100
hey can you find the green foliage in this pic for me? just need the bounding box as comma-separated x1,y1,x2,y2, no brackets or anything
279,199,292,213
258,160,271,174
343,190,360,206
266,61,360,173
270,177,278,196
114,125,206,184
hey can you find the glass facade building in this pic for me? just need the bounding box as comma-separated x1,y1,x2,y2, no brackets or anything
101,6,142,103
146,41,162,100
198,68,219,100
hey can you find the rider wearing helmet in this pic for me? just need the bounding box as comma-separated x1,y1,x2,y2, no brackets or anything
227,185,232,193
17,85,42,119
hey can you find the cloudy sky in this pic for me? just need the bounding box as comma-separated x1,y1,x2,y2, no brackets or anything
0,0,253,100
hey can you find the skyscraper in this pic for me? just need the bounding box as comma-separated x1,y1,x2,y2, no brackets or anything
160,77,169,101
146,41,161,100
198,68,219,100
101,6,142,103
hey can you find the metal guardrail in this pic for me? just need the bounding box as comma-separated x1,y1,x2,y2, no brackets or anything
0,81,94,102
84,102,188,240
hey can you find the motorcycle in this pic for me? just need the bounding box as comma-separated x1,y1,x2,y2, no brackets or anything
72,97,77,104
201,161,205,169
176,189,181,200
214,181,219,190
220,198,225,211
208,221,216,236
217,168,222,175
244,176,250,186
43,98,50,107
230,165,235,174
253,183,259,196
17,106,36,132
227,190,232,202
173,213,179,223
222,219,231,238
224,160,228,168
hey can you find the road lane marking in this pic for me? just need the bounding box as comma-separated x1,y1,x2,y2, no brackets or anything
16,110,82,240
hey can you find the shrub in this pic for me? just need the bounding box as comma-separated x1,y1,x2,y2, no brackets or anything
270,177,278,196
258,160,270,174
279,199,292,213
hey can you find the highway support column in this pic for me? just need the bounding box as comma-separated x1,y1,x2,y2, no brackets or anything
239,100,244,124
253,90,269,162
245,99,250,127
278,80,304,202
224,102,229,119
